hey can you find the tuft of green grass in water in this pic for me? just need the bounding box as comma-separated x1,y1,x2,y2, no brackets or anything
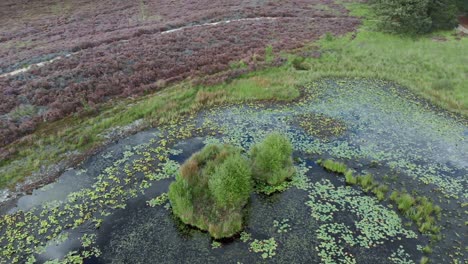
372,184,389,201
422,245,433,254
420,256,429,264
250,133,295,188
395,193,415,212
319,160,442,236
344,170,357,185
318,159,348,174
357,173,375,191
168,144,252,239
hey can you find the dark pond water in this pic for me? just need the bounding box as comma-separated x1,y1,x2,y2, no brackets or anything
1,79,466,264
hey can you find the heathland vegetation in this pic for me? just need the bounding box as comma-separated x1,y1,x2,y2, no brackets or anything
1,0,466,191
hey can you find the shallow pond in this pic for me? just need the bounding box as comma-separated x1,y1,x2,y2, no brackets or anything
1,79,466,264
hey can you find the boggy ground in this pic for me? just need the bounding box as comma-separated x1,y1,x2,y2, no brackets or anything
0,79,466,263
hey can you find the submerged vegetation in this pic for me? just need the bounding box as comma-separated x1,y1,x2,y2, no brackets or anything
297,113,347,141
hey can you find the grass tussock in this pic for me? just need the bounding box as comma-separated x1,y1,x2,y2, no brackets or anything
250,133,295,187
168,144,252,239
169,133,294,238
318,159,348,174
389,191,441,234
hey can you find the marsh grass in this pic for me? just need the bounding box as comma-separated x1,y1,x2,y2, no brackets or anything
389,190,441,234
250,133,295,188
318,159,348,174
357,173,375,191
420,256,429,264
319,159,442,236
344,170,357,185
372,184,389,201
168,144,252,239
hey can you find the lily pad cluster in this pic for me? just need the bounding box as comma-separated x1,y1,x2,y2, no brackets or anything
306,179,417,263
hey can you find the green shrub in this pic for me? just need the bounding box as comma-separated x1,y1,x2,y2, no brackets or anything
372,0,458,34
250,133,295,187
429,0,459,29
168,144,252,239
209,154,252,208
456,0,468,13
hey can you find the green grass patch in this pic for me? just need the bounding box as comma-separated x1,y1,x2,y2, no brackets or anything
168,144,252,239
318,159,348,174
250,133,295,188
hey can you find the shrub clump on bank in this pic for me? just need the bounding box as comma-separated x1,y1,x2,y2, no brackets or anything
250,133,295,187
168,144,252,239
371,0,459,34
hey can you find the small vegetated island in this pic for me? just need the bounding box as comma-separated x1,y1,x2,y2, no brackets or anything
168,133,295,238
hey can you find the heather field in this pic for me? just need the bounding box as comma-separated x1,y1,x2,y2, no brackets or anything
0,0,358,147
0,1,467,264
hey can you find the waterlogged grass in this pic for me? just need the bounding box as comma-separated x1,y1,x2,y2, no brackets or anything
297,113,347,142
306,179,417,263
318,159,348,174
317,159,443,238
